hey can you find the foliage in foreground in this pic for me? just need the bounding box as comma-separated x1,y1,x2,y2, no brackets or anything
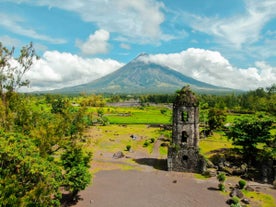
0,132,62,206
61,144,92,198
0,41,93,207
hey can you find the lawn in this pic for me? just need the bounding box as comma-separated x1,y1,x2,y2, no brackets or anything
102,106,172,124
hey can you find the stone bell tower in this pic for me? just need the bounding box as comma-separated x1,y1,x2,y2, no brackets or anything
167,86,205,173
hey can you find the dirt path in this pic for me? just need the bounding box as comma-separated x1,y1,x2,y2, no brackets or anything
152,138,161,158
71,137,230,207
76,170,228,207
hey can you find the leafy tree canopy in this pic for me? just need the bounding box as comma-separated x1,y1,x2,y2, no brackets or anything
0,131,62,206
226,115,275,163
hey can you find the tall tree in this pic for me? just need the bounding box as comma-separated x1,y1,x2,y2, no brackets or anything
0,42,37,100
227,115,274,164
208,108,226,131
61,144,92,200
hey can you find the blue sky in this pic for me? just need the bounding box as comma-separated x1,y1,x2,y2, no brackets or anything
0,0,275,91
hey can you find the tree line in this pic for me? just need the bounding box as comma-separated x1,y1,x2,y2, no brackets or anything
106,85,276,115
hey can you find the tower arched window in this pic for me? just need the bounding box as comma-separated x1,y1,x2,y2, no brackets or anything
182,111,188,122
181,131,188,143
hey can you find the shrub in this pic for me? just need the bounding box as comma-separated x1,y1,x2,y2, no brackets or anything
231,196,240,204
150,138,155,143
126,144,131,151
61,145,92,199
238,179,247,189
143,141,149,147
218,183,225,192
160,108,167,115
217,172,226,183
230,196,242,207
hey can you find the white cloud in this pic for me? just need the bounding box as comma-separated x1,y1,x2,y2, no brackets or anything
21,48,275,92
0,13,66,44
24,50,123,91
76,29,110,55
7,0,166,44
138,48,276,90
182,0,276,48
120,43,131,50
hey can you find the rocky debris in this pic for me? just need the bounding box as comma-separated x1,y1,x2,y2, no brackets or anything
130,134,137,140
203,168,217,177
206,159,215,168
209,157,248,177
226,197,250,205
226,199,235,205
241,198,250,204
113,151,124,159
245,185,254,192
229,188,244,199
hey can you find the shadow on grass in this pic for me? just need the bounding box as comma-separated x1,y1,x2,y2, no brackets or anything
133,158,167,171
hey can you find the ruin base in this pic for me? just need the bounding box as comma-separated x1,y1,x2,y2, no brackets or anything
167,145,206,173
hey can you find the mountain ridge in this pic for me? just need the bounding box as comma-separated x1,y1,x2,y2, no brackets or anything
47,54,236,94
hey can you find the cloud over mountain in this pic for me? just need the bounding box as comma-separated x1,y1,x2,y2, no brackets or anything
25,51,123,91
23,48,275,92
135,48,276,90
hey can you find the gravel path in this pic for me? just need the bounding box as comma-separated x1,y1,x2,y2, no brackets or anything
76,170,228,207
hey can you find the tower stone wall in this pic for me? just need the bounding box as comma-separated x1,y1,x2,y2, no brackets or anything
167,86,205,173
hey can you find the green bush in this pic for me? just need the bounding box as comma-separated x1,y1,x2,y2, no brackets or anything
230,196,242,207
160,108,167,114
126,144,131,151
150,138,155,143
238,179,247,189
217,172,226,183
61,145,92,199
0,132,62,206
218,183,225,192
231,196,240,204
143,141,149,147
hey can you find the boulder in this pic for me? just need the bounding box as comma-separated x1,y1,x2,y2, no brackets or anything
229,188,244,199
245,185,254,192
241,198,250,204
113,151,124,159
203,168,217,177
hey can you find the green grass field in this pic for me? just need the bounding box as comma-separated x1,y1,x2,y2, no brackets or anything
89,106,172,124
107,108,171,124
